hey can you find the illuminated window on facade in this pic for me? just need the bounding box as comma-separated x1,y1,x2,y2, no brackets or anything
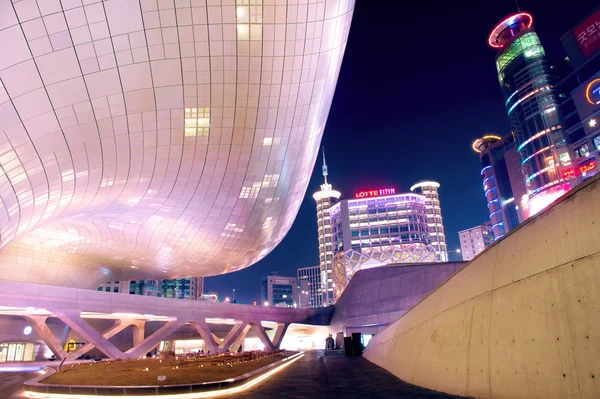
262,174,280,188
496,33,544,73
237,0,262,41
594,135,600,150
575,144,590,159
184,108,210,137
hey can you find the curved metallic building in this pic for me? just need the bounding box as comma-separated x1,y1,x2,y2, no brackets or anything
489,12,573,216
0,0,355,288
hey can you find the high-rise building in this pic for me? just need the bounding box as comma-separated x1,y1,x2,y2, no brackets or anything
98,277,204,300
297,266,322,309
312,151,341,306
489,12,574,217
458,223,494,261
472,134,528,239
409,182,448,261
557,7,600,184
329,187,437,300
261,273,297,308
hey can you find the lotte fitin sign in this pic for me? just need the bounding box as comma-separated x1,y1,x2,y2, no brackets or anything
354,188,396,198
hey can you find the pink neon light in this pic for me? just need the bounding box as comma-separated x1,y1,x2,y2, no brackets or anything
355,188,396,198
528,184,570,217
488,12,534,49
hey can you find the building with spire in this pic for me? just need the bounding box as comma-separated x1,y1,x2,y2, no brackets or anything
312,150,341,306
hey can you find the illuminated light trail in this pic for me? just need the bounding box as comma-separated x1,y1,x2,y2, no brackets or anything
22,352,304,399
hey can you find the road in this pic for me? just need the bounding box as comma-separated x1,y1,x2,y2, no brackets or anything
227,350,468,398
0,372,36,399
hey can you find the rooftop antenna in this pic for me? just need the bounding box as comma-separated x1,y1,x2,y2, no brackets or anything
515,0,521,12
321,147,328,184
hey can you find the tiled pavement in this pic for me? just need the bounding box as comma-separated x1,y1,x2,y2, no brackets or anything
229,350,469,398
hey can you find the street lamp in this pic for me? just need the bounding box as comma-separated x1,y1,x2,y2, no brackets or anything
456,249,461,253
263,301,269,306
225,297,230,302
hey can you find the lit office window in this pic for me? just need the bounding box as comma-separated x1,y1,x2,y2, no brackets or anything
237,0,262,41
184,108,210,136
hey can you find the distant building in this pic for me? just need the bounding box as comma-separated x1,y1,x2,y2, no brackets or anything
312,150,341,306
98,277,205,300
261,273,297,307
410,181,449,261
329,188,437,300
458,223,494,261
201,292,219,302
472,134,527,239
297,266,322,309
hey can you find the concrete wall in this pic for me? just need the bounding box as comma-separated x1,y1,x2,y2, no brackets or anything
364,175,600,399
330,262,466,336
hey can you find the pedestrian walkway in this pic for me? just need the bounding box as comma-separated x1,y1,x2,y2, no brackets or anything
229,350,469,398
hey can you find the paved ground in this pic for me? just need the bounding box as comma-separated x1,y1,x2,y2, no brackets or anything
0,372,36,399
1,351,468,398
229,350,468,398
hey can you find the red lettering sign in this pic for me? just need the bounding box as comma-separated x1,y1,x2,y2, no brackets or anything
579,160,596,174
574,9,600,58
354,188,396,198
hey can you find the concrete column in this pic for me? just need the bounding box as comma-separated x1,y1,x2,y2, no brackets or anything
22,315,68,360
65,320,121,360
124,319,185,359
271,322,289,348
188,320,219,353
218,321,250,353
54,311,124,359
250,322,276,351
64,319,146,359
132,320,145,347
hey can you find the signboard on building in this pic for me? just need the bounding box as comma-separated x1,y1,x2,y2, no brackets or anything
572,73,600,127
354,188,396,198
574,9,600,58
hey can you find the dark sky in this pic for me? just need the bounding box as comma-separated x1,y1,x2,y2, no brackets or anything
206,0,599,304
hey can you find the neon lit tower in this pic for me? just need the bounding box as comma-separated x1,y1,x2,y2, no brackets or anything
489,13,573,216
312,150,341,306
409,181,448,261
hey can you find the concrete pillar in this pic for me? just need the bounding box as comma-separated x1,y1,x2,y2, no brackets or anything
65,320,121,360
124,319,185,359
188,320,219,353
251,323,274,351
218,321,250,353
251,322,289,351
271,322,289,348
132,320,145,347
22,315,68,360
54,311,124,359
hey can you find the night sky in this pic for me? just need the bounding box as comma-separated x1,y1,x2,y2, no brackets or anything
206,0,599,304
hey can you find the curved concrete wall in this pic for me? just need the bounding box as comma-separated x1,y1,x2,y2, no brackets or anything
364,175,600,399
329,262,465,336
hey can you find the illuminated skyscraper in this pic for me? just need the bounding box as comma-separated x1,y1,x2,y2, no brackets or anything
489,12,574,216
410,182,448,261
312,151,341,306
472,134,527,239
329,188,436,300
